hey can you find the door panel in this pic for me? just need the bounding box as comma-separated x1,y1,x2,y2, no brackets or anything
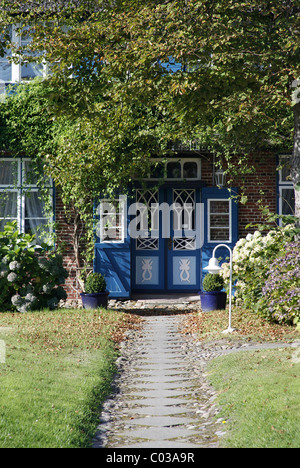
95,196,131,299
132,188,165,291
166,188,201,291
132,187,202,293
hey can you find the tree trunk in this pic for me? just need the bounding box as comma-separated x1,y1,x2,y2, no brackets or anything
291,103,300,220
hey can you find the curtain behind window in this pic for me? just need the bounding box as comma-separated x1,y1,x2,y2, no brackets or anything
0,192,18,231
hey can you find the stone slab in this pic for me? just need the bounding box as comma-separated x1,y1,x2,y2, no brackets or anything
122,416,195,427
125,440,203,448
121,426,199,441
132,406,194,417
126,389,190,399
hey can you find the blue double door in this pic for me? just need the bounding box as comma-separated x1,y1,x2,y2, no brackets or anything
132,187,203,293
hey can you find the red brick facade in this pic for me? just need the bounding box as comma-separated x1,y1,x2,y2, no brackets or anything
198,152,277,238
55,195,84,302
234,153,277,238
55,153,279,301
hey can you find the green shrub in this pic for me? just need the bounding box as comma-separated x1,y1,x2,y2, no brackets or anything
262,241,300,326
0,221,68,312
202,273,224,292
85,273,106,294
220,223,299,321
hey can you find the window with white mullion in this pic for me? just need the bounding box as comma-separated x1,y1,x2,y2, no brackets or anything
208,199,232,243
23,189,52,240
0,190,20,232
0,158,20,231
0,24,48,84
0,158,20,186
99,197,126,243
0,25,13,83
22,158,52,188
0,158,53,243
279,186,295,217
278,155,295,224
20,25,44,81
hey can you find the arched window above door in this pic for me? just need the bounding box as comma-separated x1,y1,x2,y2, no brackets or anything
144,158,201,181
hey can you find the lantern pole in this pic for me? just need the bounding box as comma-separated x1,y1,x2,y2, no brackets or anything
204,244,236,334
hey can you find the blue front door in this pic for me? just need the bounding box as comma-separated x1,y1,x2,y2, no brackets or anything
94,186,238,299
132,187,202,293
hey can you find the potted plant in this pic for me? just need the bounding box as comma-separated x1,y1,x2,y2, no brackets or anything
80,273,109,309
199,273,227,312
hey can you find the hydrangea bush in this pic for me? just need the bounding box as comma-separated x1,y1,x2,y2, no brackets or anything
0,222,68,312
220,224,299,323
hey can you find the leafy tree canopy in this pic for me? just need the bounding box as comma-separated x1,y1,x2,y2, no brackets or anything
0,0,299,216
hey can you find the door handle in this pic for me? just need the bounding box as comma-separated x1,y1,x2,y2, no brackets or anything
168,238,173,250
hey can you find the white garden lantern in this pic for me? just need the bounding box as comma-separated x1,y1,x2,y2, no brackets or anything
204,244,236,334
215,169,226,188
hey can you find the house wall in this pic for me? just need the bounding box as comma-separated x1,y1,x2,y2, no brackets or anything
200,152,277,237
55,153,278,302
236,154,277,237
55,193,85,304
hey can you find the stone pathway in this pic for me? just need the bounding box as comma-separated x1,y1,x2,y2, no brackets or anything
92,314,224,449
92,299,300,449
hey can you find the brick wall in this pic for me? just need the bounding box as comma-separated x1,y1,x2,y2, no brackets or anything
55,192,84,304
55,153,278,301
201,152,277,238
234,153,277,237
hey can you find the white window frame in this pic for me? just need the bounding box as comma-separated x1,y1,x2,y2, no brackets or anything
0,157,21,187
20,188,53,238
278,155,295,225
1,24,48,84
22,157,52,188
98,196,127,244
208,199,232,244
0,158,54,241
278,186,295,218
0,189,20,230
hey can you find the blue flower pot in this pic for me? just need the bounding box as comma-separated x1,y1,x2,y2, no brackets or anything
199,291,227,312
80,292,109,310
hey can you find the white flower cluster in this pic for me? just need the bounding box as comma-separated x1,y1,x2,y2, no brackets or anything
9,261,21,271
0,258,21,281
220,225,295,300
11,293,37,313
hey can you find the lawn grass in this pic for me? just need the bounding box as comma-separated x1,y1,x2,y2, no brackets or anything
207,347,300,448
183,306,300,343
182,306,300,448
0,308,140,448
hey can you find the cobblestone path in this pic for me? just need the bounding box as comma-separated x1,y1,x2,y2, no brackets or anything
93,314,223,449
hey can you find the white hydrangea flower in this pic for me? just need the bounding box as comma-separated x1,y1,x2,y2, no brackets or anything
25,293,37,304
11,295,23,306
9,261,21,271
7,272,18,283
18,303,31,313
